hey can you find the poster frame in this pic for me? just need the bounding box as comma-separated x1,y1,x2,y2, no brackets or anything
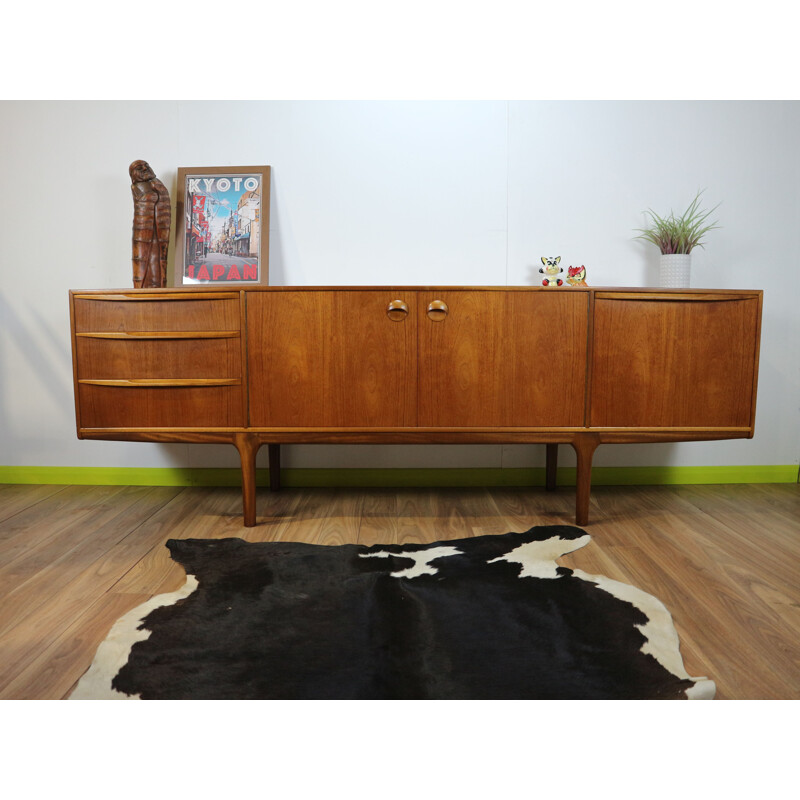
172,165,270,286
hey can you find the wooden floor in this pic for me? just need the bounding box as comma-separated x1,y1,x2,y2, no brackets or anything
0,481,797,700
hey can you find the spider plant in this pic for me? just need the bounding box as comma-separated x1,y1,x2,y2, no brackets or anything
635,191,721,254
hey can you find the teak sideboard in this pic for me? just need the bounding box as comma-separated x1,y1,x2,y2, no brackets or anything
69,286,763,526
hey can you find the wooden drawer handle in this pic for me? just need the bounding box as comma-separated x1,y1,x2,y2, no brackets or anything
78,378,241,387
426,300,449,321
386,300,409,321
72,292,238,301
594,292,756,302
76,331,240,340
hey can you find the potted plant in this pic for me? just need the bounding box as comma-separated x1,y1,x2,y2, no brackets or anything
635,190,721,287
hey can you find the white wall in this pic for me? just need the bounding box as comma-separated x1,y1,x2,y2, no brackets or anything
1,101,797,473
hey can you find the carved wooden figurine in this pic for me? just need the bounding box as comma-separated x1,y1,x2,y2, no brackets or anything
130,160,171,288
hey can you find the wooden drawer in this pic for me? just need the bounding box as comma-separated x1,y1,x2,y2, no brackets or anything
78,384,244,428
590,293,760,429
72,293,240,333
75,337,242,381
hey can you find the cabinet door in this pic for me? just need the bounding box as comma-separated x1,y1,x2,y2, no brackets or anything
590,293,760,428
417,290,589,427
247,291,417,427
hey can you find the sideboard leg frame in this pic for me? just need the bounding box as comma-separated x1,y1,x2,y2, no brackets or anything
268,444,281,491
545,444,558,491
571,434,600,526
234,433,262,527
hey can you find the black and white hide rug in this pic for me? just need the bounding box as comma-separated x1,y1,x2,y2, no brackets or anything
70,526,715,700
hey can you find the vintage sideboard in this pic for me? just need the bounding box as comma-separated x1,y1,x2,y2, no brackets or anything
69,286,763,526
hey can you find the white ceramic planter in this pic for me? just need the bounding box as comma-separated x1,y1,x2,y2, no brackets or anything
659,253,692,288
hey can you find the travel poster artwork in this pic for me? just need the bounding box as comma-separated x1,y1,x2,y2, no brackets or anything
174,166,270,286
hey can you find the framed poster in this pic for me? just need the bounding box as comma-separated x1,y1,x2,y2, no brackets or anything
173,165,270,286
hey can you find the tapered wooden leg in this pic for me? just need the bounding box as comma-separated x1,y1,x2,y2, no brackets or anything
571,434,600,527
545,444,558,491
268,444,281,491
234,433,262,527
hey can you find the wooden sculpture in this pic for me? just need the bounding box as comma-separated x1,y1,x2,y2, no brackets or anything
130,160,171,288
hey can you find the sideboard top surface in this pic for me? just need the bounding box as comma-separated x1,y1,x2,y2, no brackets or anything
70,285,763,298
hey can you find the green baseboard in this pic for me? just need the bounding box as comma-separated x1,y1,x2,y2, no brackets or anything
0,464,797,487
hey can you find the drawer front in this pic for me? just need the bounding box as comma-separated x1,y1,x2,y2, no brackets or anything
73,294,240,333
78,385,244,428
590,294,760,428
75,337,242,381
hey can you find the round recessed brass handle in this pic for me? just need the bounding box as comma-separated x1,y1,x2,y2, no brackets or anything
386,299,409,321
426,300,449,321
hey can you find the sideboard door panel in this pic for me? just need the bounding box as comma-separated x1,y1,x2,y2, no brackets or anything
417,290,589,427
247,291,418,427
590,294,760,429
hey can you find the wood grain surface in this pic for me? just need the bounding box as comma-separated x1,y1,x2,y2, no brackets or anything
590,296,760,428
72,295,240,332
417,290,588,427
247,290,418,427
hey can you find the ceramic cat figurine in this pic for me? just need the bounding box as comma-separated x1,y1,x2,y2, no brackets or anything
540,256,563,286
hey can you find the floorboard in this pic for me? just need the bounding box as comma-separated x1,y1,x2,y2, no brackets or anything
0,482,797,699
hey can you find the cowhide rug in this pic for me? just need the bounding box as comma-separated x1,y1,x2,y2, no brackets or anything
70,526,715,700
